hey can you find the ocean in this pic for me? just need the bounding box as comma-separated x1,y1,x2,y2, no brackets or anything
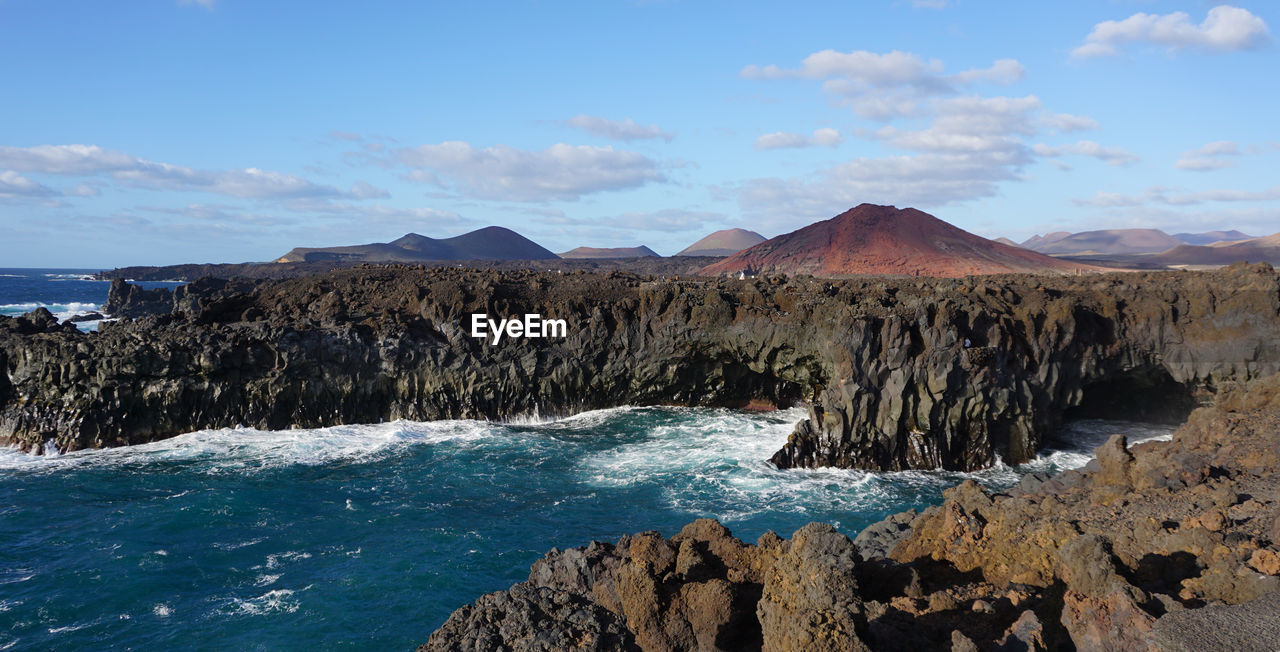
0,269,1175,650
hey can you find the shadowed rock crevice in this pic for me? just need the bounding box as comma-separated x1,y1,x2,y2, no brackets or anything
1062,367,1199,425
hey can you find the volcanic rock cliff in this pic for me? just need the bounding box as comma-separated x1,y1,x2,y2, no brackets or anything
421,374,1280,651
2,264,1279,474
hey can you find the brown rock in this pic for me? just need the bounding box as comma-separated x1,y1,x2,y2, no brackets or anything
951,630,980,652
1251,549,1280,575
928,591,960,612
1060,589,1157,652
1094,435,1135,488
995,610,1047,652
758,523,870,652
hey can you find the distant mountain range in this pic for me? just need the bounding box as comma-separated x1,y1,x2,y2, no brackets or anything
675,228,766,256
274,226,558,263
268,215,1276,274
1149,233,1280,267
1016,228,1255,256
1009,227,1278,267
703,204,1090,278
558,246,659,259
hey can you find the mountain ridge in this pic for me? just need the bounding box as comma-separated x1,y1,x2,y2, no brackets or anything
274,226,559,263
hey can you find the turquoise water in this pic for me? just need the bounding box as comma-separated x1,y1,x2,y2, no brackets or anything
0,270,1177,650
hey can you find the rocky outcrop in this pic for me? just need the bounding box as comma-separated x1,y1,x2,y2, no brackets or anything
421,583,637,652
769,262,1280,471
425,374,1280,650
4,264,1280,471
425,520,880,651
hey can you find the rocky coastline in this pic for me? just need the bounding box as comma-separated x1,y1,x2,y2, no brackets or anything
422,374,1280,650
3,264,1279,472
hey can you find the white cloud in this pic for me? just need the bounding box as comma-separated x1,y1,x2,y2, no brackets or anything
950,59,1026,85
911,0,949,8
564,115,674,142
539,208,727,233
348,180,390,199
1038,113,1099,132
876,95,1042,153
0,144,138,175
1033,140,1140,166
1175,157,1236,171
1074,185,1280,208
1186,140,1241,157
395,141,665,202
177,0,215,8
742,50,1024,119
735,149,1026,227
69,183,102,197
1072,5,1271,58
0,171,57,198
1071,191,1147,208
139,204,297,227
1175,140,1242,171
0,144,380,200
1162,186,1280,205
755,128,843,150
736,50,1132,224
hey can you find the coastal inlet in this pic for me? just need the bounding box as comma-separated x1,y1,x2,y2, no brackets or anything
0,404,1169,650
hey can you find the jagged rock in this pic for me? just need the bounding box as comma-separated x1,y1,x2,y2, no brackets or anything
1060,587,1157,652
757,523,870,652
1056,535,1129,599
951,630,980,652
420,583,637,652
994,610,1047,651
1094,435,1134,488
853,509,917,559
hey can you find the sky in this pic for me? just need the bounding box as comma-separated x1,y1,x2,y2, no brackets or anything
1,1,1277,267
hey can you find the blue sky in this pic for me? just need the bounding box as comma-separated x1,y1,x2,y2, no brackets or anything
1,1,1277,266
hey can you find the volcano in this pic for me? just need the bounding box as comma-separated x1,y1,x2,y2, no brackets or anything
676,228,767,256
701,204,1094,278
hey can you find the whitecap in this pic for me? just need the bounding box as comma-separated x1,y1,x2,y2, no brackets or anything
47,620,97,635
223,588,302,616
264,551,312,570
0,301,104,329
254,574,281,587
576,410,1176,522
213,538,264,551
0,418,505,475
152,604,172,617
